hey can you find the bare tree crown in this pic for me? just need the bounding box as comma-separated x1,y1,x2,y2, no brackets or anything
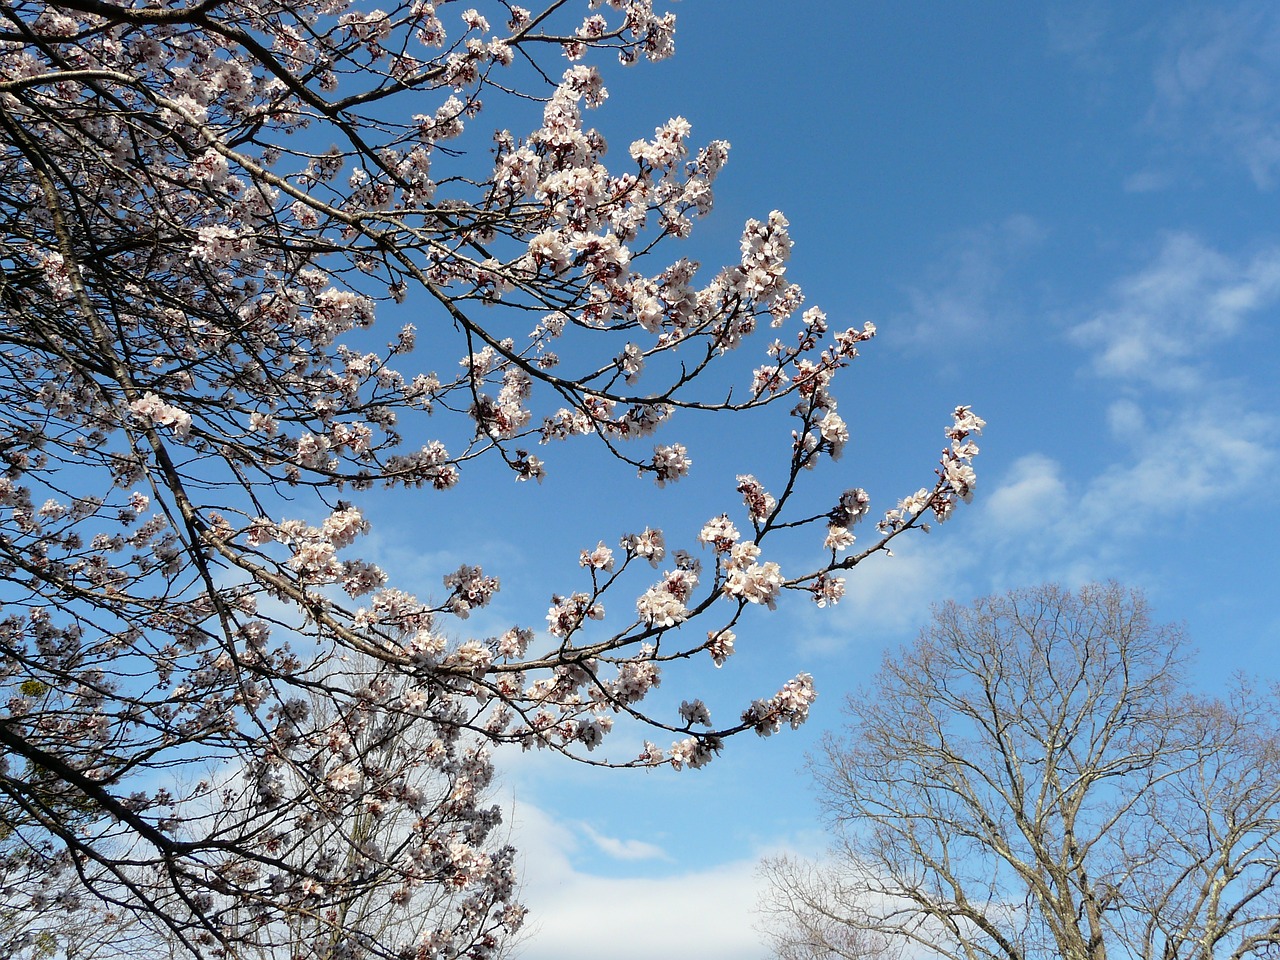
760,583,1280,960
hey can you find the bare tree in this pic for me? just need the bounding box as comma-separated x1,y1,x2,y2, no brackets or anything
759,583,1280,960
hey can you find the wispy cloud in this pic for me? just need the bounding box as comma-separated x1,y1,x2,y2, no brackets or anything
983,397,1272,560
795,538,977,654
1122,168,1177,194
982,454,1070,542
1086,396,1273,520
809,230,1280,650
898,215,1047,346
1145,2,1280,188
988,233,1279,570
1050,2,1280,191
1046,3,1115,78
578,822,671,862
1070,233,1280,388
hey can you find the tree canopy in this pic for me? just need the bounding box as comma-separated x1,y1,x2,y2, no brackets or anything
0,1,982,957
761,583,1280,960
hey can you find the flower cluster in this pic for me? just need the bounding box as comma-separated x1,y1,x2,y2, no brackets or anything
637,567,699,627
880,406,986,534
620,527,666,566
444,564,501,619
546,592,606,638
698,515,740,553
669,736,721,770
824,487,871,552
722,541,784,609
128,393,192,439
742,674,818,737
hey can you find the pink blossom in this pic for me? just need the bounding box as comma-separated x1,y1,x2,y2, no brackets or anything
322,506,369,547
669,736,718,770
810,574,845,608
579,541,615,571
620,527,665,566
697,515,740,553
736,474,776,523
128,393,192,439
649,443,691,486
679,698,711,727
706,628,736,667
636,582,688,627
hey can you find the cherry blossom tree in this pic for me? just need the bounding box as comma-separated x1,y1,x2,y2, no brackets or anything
760,584,1280,960
0,0,983,955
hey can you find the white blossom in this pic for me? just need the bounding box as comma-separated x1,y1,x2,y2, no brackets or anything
697,515,740,552
649,443,691,486
620,527,665,566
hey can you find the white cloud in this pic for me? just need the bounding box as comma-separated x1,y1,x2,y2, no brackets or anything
899,215,1047,345
1070,233,1280,388
794,538,977,654
1085,396,1273,521
508,799,810,960
1146,3,1280,188
976,224,1278,571
1122,168,1177,193
983,454,1069,540
578,822,671,862
980,396,1273,565
1106,398,1147,438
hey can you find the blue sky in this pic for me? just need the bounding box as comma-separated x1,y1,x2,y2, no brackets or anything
352,3,1280,957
